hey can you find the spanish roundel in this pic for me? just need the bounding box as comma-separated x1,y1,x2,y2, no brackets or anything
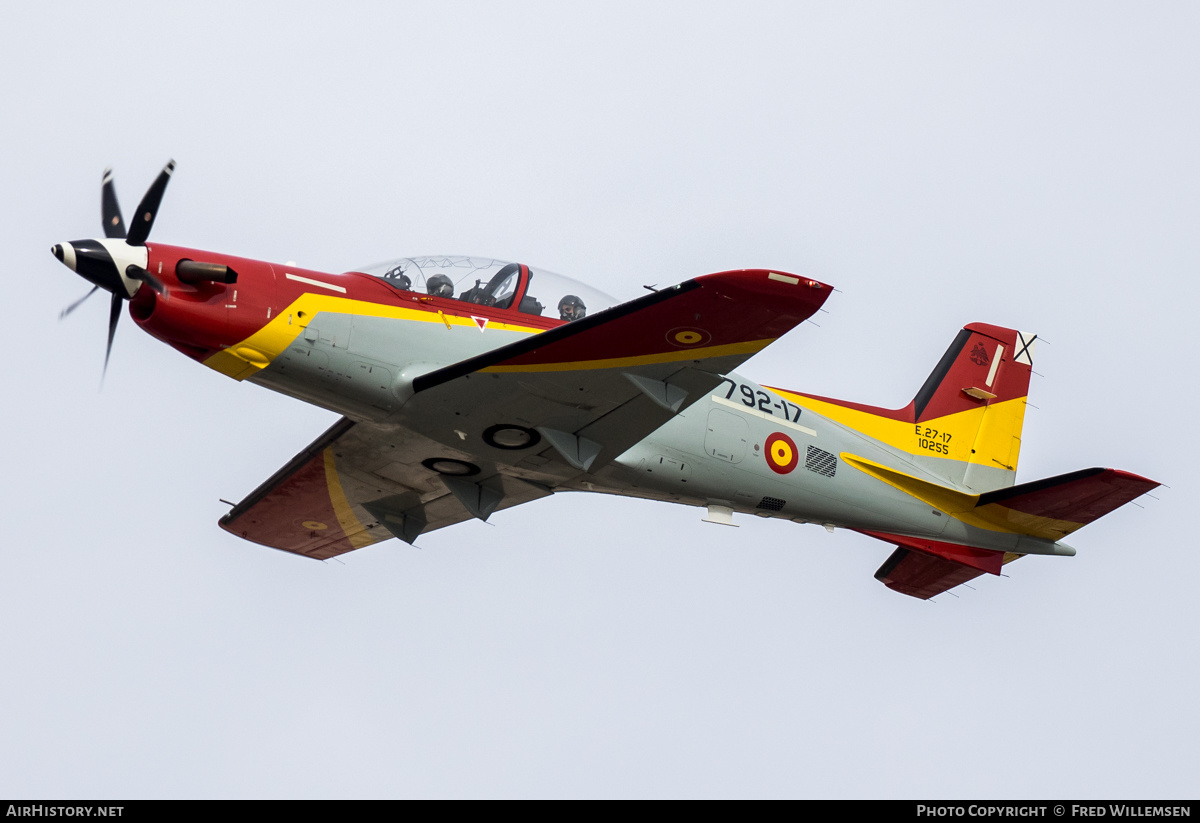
765,432,798,474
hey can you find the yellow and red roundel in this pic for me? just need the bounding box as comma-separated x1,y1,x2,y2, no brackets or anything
666,327,712,348
765,432,799,474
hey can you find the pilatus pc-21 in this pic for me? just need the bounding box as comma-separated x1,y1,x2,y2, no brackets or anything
52,162,1158,599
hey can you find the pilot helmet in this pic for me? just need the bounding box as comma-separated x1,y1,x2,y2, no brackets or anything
427,274,454,298
558,294,586,321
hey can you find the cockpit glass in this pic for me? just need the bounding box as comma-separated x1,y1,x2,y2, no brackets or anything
354,255,619,321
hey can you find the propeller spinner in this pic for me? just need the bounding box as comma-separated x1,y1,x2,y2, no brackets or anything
52,160,175,373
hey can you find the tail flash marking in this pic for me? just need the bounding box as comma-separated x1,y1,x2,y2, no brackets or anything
1014,332,1037,365
985,345,1003,387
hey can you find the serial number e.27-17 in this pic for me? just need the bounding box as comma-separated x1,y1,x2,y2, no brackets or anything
916,425,952,454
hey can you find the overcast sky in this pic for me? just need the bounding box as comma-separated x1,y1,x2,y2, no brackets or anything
2,1,1196,799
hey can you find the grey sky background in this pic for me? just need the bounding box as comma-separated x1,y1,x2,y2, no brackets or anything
2,1,1196,798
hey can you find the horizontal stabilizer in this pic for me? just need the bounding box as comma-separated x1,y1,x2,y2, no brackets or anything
859,530,1004,574
975,467,1159,539
874,547,990,600
843,454,1158,539
863,530,1012,599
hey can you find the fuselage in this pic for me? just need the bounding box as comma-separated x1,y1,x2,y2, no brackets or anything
120,242,1063,558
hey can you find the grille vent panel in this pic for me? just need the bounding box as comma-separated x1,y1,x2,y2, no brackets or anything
805,446,837,478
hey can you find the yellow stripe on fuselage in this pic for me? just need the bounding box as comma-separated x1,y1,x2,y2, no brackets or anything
772,388,1027,470
480,339,773,374
202,294,547,380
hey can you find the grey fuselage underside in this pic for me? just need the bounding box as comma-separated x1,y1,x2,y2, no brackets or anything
248,309,1063,557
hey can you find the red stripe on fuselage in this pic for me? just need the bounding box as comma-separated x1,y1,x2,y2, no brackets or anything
134,244,564,361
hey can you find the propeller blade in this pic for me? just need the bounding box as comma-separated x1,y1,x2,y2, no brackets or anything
124,159,176,246
101,167,126,239
59,285,100,320
104,291,122,376
126,264,168,297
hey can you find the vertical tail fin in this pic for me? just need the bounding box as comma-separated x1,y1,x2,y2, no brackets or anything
914,323,1037,491
776,323,1038,492
912,323,1035,422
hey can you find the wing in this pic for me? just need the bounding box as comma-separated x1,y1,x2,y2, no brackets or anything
218,416,551,559
399,269,831,475
220,268,831,556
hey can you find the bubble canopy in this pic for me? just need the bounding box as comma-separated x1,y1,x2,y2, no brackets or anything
354,255,619,322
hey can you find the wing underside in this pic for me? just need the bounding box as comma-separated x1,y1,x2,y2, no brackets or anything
220,268,832,557
218,417,553,559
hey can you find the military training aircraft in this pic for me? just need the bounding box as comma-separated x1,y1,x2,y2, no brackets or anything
51,161,1159,599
